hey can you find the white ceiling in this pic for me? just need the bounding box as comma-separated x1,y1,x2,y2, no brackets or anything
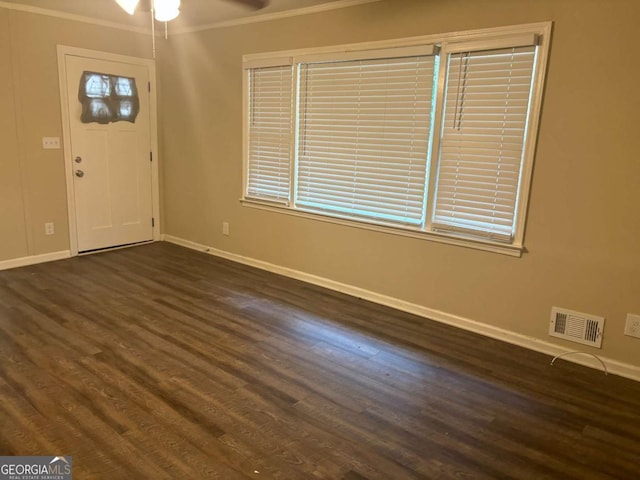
2,0,376,31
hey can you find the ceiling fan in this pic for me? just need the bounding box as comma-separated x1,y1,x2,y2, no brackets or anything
115,0,269,56
115,0,269,23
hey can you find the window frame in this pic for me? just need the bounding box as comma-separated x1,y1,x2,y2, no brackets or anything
244,60,295,203
242,22,552,257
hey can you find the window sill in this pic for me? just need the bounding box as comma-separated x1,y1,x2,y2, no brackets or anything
240,198,524,257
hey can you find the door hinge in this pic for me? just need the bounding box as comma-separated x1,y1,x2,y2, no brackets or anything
150,151,153,162
152,217,155,227
148,81,151,92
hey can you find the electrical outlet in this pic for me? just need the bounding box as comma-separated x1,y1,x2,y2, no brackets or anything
45,222,55,235
42,137,61,149
222,221,230,236
624,314,640,339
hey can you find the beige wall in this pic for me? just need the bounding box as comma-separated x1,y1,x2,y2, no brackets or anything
0,7,152,262
159,0,640,368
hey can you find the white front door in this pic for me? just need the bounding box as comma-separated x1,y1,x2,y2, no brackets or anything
64,55,153,252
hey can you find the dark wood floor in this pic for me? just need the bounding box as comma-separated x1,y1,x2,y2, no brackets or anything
0,242,639,479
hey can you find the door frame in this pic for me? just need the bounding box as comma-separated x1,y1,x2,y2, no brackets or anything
57,45,161,256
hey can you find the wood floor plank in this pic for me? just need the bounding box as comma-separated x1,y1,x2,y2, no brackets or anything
0,242,639,479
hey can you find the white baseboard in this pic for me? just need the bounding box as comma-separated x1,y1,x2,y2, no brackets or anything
0,250,71,271
162,234,640,382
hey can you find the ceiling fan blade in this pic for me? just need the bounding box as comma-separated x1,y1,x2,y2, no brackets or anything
230,0,269,9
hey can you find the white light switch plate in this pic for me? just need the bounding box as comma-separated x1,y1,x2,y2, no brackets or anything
42,137,61,149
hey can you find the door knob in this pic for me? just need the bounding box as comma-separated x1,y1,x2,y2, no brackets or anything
75,170,85,178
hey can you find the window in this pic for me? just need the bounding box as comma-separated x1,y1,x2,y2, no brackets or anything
431,43,537,242
246,63,293,201
243,24,550,255
296,48,437,225
78,71,140,124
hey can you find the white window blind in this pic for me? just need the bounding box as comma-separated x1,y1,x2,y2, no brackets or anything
243,25,550,252
432,45,537,241
296,54,437,224
246,65,293,203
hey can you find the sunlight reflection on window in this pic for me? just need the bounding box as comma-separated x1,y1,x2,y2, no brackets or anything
88,99,112,123
117,100,133,118
85,74,111,98
114,77,134,97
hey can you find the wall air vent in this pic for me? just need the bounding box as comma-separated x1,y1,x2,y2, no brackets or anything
549,307,604,348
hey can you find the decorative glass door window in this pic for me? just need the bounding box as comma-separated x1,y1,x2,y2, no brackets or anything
78,71,140,124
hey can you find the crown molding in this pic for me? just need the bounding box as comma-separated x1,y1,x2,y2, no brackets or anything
173,0,384,34
0,0,384,35
0,1,151,34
